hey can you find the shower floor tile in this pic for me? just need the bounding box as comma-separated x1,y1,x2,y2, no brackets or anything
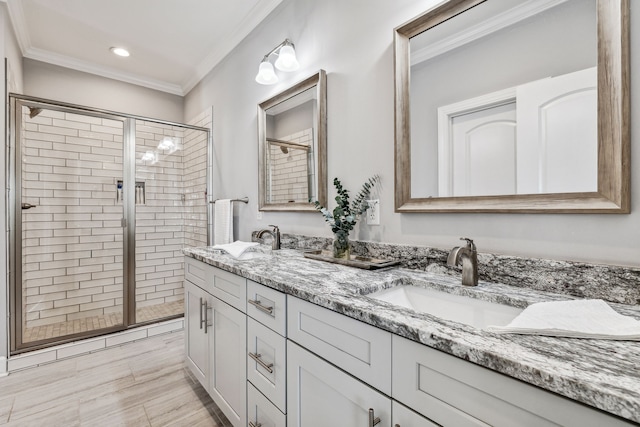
23,300,184,343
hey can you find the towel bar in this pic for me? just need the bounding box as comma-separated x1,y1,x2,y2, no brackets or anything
211,197,249,204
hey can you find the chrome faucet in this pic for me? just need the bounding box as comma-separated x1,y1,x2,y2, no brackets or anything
256,225,281,250
447,237,478,286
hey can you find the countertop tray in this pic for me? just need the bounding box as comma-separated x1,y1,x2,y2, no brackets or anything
303,250,400,270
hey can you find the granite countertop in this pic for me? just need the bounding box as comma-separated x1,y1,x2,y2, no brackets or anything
183,245,640,424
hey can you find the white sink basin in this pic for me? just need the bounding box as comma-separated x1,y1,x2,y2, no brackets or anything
368,285,523,329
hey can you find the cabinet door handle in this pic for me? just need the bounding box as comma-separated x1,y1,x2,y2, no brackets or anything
248,352,274,374
199,297,204,330
204,302,211,334
368,408,381,427
248,299,274,315
248,422,262,427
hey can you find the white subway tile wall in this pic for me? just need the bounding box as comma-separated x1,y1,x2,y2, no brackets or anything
20,106,210,337
267,128,314,204
21,108,125,338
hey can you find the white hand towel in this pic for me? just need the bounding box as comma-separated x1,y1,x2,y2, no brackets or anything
487,299,640,340
214,199,233,245
212,241,260,258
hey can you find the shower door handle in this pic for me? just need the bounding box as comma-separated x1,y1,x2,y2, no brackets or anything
21,203,37,210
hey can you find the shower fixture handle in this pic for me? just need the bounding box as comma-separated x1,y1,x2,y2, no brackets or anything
21,203,37,210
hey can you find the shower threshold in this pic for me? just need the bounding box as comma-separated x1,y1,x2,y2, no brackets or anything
23,300,184,343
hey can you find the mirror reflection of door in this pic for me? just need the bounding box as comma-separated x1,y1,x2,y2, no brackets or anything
449,104,516,197
439,67,596,197
517,67,597,194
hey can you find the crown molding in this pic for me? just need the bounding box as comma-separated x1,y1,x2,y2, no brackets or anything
182,0,284,94
411,0,569,66
24,47,184,95
5,0,31,54
5,0,283,96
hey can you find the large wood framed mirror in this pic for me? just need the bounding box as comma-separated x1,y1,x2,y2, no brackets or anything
258,70,327,212
394,0,629,213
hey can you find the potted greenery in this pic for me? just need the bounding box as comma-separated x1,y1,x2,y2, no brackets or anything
313,176,379,258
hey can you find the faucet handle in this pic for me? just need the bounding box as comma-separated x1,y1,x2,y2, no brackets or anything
268,224,279,232
460,237,476,250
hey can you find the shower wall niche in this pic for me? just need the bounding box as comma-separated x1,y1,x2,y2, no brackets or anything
10,96,210,352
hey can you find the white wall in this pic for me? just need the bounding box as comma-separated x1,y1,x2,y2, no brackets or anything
185,0,640,268
1,2,24,370
22,59,184,123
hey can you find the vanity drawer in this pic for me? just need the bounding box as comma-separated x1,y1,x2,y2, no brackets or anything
247,280,286,336
184,257,247,313
184,256,214,289
392,335,633,427
287,296,391,395
247,383,286,427
247,318,287,412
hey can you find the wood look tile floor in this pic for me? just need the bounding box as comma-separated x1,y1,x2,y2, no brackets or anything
23,300,185,343
0,331,231,427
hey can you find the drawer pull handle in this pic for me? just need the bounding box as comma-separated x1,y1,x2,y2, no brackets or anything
249,352,274,374
249,422,262,427
368,408,381,427
248,299,274,315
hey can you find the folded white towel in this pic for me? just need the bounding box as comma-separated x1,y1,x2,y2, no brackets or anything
487,299,640,340
212,241,259,258
214,199,233,245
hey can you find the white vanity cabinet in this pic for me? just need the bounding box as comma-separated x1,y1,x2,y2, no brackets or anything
184,257,247,427
183,256,635,427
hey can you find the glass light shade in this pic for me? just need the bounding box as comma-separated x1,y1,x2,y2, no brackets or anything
255,61,279,85
275,45,299,72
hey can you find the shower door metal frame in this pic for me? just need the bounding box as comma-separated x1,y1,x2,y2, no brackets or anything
8,94,211,354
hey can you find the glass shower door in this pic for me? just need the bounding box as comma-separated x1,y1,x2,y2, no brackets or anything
133,120,209,323
14,101,127,350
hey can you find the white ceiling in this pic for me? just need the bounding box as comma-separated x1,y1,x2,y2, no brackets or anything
3,0,284,95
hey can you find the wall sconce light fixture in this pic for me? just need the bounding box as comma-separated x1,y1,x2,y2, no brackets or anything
255,39,300,85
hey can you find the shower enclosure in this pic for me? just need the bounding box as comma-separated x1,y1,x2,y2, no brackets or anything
8,95,210,353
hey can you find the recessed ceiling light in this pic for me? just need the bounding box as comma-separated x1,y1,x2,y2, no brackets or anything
110,47,130,57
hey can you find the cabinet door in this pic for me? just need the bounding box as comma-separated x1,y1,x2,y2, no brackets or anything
392,401,438,427
287,340,391,427
184,281,211,390
209,297,247,427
